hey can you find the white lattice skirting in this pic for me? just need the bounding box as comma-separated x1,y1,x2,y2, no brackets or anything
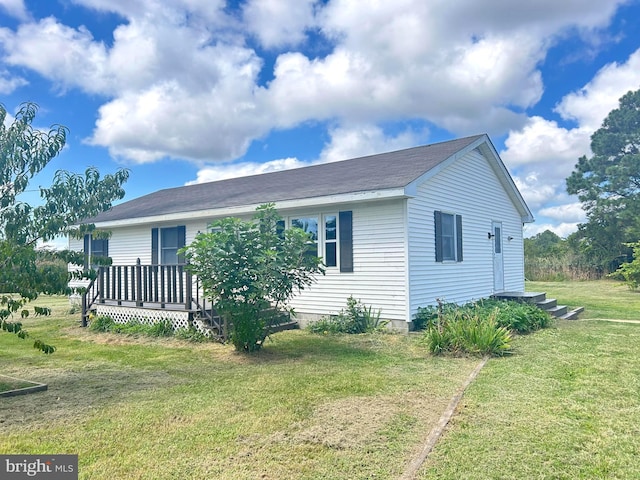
95,305,190,331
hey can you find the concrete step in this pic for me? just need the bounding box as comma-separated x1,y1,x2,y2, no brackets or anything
493,291,547,304
561,307,585,320
536,298,557,310
546,305,568,317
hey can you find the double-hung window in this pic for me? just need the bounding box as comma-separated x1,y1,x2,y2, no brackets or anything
324,215,337,267
83,234,109,269
152,226,186,265
434,211,463,262
291,217,319,258
288,211,353,272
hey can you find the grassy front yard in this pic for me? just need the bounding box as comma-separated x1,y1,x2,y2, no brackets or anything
2,281,640,479
0,297,478,479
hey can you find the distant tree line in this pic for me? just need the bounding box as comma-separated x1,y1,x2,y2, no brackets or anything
524,229,629,281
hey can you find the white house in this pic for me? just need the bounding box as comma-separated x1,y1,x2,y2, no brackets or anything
72,134,534,332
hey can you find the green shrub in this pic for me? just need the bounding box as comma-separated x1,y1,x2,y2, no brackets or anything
420,297,552,357
228,303,274,352
609,241,640,289
89,315,115,332
308,296,386,334
491,301,552,333
307,316,347,334
413,301,459,331
417,298,552,336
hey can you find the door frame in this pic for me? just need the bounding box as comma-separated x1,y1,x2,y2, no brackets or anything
492,221,504,292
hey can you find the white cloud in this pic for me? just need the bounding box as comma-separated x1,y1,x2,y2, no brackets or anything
243,0,317,49
0,0,28,20
538,202,587,223
188,122,425,185
89,75,266,163
0,0,632,168
502,45,640,237
513,173,558,212
0,68,27,93
502,116,591,179
523,222,580,239
555,48,640,131
0,17,112,94
319,124,425,163
188,157,306,184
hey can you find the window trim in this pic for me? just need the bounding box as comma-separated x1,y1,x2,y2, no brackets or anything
434,210,463,263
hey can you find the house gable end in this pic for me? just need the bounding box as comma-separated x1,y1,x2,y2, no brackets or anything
404,134,534,224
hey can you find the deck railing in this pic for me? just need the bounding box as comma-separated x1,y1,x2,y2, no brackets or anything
80,259,210,327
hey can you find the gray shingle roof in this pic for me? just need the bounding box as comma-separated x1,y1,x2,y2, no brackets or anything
90,134,486,223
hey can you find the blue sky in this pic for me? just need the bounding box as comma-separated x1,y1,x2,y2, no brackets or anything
2,0,640,245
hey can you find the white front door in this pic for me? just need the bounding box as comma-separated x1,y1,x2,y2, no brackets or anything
492,221,504,292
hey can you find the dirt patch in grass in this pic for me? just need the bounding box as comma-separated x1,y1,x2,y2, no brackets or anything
0,366,175,431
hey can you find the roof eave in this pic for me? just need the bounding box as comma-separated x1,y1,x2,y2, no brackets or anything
87,188,409,228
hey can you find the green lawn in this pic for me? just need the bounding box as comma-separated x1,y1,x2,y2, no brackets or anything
420,280,640,479
0,296,478,480
528,279,640,321
2,282,640,479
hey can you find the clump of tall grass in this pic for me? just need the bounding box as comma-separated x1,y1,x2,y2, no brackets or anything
88,315,205,341
425,309,512,357
420,298,552,356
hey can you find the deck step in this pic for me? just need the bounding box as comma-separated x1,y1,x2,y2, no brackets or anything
561,307,585,321
269,321,300,333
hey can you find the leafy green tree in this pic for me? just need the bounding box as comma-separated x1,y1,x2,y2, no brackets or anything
1,102,129,352
181,204,324,352
566,88,640,272
610,241,640,289
524,230,567,259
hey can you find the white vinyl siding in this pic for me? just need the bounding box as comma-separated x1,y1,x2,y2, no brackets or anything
407,148,525,319
74,209,407,321
289,200,408,323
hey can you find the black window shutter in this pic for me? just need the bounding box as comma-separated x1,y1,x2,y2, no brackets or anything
434,211,443,262
456,215,463,262
177,225,186,264
151,228,159,265
339,211,353,273
83,234,90,269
